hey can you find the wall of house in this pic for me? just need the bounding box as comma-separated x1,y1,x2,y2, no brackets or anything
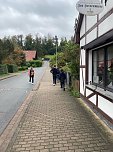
87,28,97,44
99,14,113,36
79,0,113,122
86,16,97,31
80,17,85,38
80,0,113,91
99,0,113,18
98,96,113,119
80,45,86,95
80,67,85,95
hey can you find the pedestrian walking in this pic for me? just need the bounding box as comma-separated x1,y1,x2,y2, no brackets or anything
56,67,60,82
28,67,34,84
50,65,57,85
59,69,66,91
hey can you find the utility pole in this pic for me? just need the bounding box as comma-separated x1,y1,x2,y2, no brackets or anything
54,36,58,68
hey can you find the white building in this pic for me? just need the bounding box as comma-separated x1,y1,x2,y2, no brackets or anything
74,0,113,124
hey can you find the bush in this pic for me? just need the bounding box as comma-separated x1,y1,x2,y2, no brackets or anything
26,62,31,67
71,89,80,98
7,64,18,73
0,64,8,74
18,66,28,71
27,60,42,67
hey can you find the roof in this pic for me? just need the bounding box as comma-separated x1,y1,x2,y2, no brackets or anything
23,50,37,61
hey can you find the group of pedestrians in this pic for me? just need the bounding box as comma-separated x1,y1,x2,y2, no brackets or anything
28,65,66,91
50,65,66,91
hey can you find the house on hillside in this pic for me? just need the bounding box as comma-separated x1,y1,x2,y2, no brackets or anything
23,50,37,61
74,0,113,124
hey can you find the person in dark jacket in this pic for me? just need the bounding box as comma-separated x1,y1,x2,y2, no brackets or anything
50,65,58,85
56,67,60,82
59,69,66,91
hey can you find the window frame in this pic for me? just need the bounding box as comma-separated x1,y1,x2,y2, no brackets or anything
92,44,113,92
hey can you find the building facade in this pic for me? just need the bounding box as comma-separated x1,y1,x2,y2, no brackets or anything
75,0,113,124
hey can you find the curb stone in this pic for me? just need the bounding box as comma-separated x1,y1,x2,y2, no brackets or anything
0,90,35,152
0,70,27,81
0,74,18,81
0,68,46,152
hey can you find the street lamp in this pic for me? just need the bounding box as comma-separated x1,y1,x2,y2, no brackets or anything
53,35,58,68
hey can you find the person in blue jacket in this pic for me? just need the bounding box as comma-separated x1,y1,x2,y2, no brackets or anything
50,65,58,85
59,69,66,91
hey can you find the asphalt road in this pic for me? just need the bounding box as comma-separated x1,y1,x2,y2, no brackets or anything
0,61,48,134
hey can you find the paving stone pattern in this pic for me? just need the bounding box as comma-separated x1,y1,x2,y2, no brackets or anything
6,69,113,152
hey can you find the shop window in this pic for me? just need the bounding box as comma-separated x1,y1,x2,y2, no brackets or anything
92,44,113,91
93,48,104,87
107,45,113,89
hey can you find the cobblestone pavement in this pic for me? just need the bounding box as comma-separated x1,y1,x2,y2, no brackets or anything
5,68,113,152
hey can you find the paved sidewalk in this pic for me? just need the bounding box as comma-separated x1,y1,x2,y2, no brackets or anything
2,68,113,152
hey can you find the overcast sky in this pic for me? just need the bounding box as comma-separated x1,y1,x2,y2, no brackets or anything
0,0,78,39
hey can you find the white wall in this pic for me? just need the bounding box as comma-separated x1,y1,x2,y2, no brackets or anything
80,0,113,43
80,16,85,37
86,16,97,31
99,0,113,19
79,0,113,121
80,38,85,47
80,49,86,66
99,14,113,36
80,68,85,95
87,28,97,44
80,49,86,95
86,89,93,96
90,95,96,105
98,96,113,119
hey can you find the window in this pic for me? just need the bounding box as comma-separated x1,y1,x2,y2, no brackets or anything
92,44,113,91
93,48,104,87
107,45,113,89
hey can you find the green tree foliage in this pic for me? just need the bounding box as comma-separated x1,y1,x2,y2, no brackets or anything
13,50,26,66
63,41,80,79
0,39,5,64
50,40,80,80
2,37,14,55
58,37,67,52
24,34,34,50
17,35,24,48
0,34,80,79
0,36,25,65
34,36,43,57
23,34,57,57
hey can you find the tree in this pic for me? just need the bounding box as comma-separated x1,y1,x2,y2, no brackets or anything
2,37,14,55
17,35,24,49
13,50,26,66
0,39,5,64
34,36,43,57
64,41,80,79
24,34,34,50
46,38,54,54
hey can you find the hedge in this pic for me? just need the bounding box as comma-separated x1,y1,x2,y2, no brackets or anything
18,66,28,71
7,64,18,73
26,60,42,67
0,64,8,75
